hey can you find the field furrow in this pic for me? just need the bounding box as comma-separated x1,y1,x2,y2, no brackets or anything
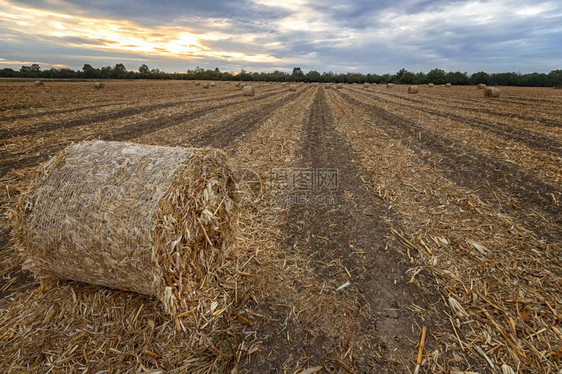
335,90,561,236
0,81,559,374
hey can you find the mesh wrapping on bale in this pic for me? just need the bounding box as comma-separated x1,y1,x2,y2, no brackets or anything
14,140,239,315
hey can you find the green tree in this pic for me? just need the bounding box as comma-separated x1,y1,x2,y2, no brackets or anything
398,71,415,84
0,68,16,77
445,71,469,85
82,64,97,78
292,67,304,81
395,68,407,80
470,71,490,85
547,70,562,87
113,63,127,78
139,64,149,74
427,68,446,84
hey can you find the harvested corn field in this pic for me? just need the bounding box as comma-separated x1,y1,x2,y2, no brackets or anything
0,81,560,373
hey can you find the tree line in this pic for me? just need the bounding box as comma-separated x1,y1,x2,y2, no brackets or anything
1,63,561,87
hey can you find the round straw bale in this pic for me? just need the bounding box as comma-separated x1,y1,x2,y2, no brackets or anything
386,83,394,88
484,87,501,98
289,84,297,91
210,82,215,87
477,83,486,89
202,82,209,89
408,85,419,94
234,82,240,88
194,81,200,86
445,83,451,87
242,85,255,96
34,80,44,87
428,83,434,87
13,140,239,315
336,84,343,89
93,82,104,89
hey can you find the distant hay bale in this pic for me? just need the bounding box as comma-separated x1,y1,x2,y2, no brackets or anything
13,140,239,316
282,82,287,86
210,82,215,87
408,85,419,94
477,83,486,89
336,84,343,89
93,82,104,89
202,83,209,89
194,81,200,86
386,83,394,88
234,82,240,88
445,83,452,87
34,80,44,87
484,87,501,98
242,85,255,96
289,84,297,91
428,83,434,87
364,84,370,88
226,81,230,84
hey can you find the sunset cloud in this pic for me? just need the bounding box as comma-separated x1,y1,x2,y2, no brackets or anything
1,0,560,73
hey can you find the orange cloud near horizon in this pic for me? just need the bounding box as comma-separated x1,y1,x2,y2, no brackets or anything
0,0,283,64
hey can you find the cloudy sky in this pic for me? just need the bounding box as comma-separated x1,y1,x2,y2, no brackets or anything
1,0,561,74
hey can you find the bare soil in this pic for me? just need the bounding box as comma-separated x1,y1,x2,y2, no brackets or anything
0,81,559,373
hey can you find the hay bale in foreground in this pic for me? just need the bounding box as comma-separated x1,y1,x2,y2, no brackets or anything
202,82,209,89
93,82,104,89
484,87,501,98
34,80,44,87
210,82,215,87
477,83,486,89
289,84,297,91
242,85,255,96
408,85,419,94
13,140,239,315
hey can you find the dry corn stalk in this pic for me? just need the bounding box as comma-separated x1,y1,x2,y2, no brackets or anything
12,140,239,315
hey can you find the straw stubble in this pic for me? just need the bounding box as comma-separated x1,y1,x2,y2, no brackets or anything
12,140,239,316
